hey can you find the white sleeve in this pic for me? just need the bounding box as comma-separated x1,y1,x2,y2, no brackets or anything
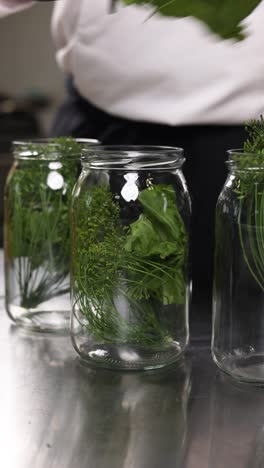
0,0,34,17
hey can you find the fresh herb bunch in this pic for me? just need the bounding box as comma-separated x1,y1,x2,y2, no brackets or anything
5,137,80,308
122,0,261,40
22,137,82,159
72,183,188,346
234,117,264,291
244,115,264,155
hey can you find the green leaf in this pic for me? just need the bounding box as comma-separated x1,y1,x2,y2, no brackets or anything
162,266,186,304
122,0,262,40
138,184,187,245
125,184,188,304
124,213,178,258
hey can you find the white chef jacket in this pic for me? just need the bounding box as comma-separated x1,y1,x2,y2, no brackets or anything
1,0,264,126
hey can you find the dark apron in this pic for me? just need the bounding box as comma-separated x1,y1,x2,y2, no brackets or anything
50,76,246,297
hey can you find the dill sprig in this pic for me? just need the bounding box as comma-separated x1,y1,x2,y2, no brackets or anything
233,116,264,291
5,137,80,309
244,115,264,155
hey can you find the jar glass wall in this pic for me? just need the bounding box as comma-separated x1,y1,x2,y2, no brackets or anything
212,150,264,384
4,138,98,333
71,146,191,370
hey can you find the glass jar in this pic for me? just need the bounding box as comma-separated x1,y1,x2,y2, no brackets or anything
212,149,264,384
4,138,98,333
71,146,191,370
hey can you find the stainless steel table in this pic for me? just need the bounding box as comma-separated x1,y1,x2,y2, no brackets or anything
1,251,264,468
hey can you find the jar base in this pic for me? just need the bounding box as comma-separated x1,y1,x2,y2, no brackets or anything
77,342,186,371
8,306,70,334
214,352,264,385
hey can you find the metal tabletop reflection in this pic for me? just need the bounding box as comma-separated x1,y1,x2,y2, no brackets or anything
1,257,264,467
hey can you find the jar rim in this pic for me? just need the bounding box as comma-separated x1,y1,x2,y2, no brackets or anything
81,145,184,170
227,148,264,170
13,138,99,160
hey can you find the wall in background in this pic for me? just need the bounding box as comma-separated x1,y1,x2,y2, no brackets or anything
0,3,64,133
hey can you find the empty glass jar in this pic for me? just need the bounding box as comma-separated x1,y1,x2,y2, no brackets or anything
212,149,264,384
4,138,98,332
71,146,191,370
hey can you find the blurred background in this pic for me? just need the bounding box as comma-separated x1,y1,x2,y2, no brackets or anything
0,3,63,245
